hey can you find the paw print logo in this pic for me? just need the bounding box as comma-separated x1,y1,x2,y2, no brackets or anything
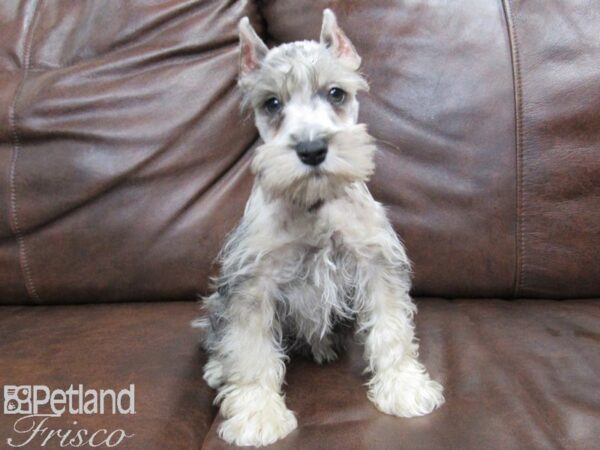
6,400,18,411
4,386,32,414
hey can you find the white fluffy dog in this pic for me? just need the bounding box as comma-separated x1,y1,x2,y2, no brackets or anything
196,9,444,447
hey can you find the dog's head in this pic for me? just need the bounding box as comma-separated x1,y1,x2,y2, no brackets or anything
238,9,376,208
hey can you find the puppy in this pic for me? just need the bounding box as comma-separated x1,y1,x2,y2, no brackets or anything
196,9,444,447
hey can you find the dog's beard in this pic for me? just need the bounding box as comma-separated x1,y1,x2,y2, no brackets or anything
251,124,376,208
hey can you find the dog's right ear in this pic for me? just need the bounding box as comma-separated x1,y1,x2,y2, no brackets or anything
238,17,268,76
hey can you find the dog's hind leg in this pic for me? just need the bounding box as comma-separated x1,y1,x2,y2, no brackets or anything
308,333,338,364
203,356,225,389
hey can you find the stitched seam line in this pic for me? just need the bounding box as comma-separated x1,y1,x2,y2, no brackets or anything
8,0,42,303
501,0,524,298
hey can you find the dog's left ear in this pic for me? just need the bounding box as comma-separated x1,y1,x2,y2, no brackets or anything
320,9,361,70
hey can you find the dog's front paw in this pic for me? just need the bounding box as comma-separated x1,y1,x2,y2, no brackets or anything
368,362,445,417
218,386,297,447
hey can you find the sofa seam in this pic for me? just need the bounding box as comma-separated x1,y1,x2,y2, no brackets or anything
8,0,43,304
500,0,524,298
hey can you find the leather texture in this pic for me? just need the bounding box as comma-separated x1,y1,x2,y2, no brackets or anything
0,301,215,450
0,0,258,304
262,0,518,299
260,0,600,299
503,0,600,298
1,299,597,449
201,298,600,450
2,0,598,303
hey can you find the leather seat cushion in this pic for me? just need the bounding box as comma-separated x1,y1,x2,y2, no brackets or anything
203,298,600,449
0,301,215,450
1,299,598,449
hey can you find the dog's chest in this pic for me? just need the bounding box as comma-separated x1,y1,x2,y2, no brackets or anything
270,209,361,338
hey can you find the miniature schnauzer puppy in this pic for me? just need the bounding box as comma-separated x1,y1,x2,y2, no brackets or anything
196,9,444,447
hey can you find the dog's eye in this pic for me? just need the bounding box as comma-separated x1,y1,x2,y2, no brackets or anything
327,87,346,105
263,97,282,114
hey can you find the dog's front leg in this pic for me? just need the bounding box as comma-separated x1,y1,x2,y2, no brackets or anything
215,284,297,447
359,270,445,417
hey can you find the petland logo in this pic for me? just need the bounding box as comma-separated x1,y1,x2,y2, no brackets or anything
3,384,135,448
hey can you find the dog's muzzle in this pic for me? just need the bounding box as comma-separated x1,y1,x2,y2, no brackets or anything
294,139,328,166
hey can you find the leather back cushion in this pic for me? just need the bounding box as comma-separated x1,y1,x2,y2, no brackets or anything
262,0,600,299
1,0,598,304
0,0,259,304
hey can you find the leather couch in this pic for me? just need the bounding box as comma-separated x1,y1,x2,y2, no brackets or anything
1,1,598,449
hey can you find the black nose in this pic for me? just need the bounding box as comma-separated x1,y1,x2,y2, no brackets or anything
294,139,328,166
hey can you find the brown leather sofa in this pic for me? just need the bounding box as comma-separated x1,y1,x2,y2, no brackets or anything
1,1,599,449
